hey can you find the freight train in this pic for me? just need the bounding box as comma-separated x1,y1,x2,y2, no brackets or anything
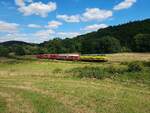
36,54,80,61
36,54,107,62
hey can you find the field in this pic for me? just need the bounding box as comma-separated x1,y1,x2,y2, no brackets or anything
0,53,150,113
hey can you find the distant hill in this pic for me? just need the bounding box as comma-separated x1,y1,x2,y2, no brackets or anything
73,18,150,47
41,19,150,53
97,19,150,47
0,41,38,56
0,19,150,56
0,41,36,46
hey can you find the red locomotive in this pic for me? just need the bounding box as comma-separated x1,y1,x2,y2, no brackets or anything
36,54,80,61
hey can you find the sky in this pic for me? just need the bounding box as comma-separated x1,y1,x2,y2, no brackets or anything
0,0,149,43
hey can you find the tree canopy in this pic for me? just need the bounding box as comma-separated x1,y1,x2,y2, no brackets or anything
0,19,150,56
134,34,150,52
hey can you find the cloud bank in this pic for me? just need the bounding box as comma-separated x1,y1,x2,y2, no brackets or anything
113,0,136,11
15,0,57,17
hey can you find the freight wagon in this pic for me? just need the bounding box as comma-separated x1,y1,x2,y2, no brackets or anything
36,54,80,61
36,54,108,62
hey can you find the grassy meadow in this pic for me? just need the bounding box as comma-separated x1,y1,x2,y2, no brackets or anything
0,53,150,113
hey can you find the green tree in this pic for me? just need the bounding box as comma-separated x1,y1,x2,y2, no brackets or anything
14,45,25,56
134,34,150,52
0,46,9,57
46,38,65,53
97,36,121,53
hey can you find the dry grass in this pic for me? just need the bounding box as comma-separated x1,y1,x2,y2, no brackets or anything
107,53,150,62
0,53,150,113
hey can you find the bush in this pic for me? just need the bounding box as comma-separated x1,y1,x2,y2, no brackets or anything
142,61,150,67
68,66,105,79
53,68,63,74
0,46,9,57
106,65,126,74
127,62,143,72
134,34,150,52
98,36,121,53
15,46,25,56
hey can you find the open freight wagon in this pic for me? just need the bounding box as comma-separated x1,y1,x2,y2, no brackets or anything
36,54,108,62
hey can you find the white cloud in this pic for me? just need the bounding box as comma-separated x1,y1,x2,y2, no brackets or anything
0,33,47,43
57,14,80,23
0,21,19,33
113,0,136,11
33,30,80,41
0,33,31,42
27,21,62,29
15,0,25,6
28,24,42,28
15,0,32,6
4,29,54,43
83,24,108,31
57,32,80,38
82,8,113,21
0,33,25,42
35,29,55,39
15,0,57,17
57,8,112,22
46,20,62,29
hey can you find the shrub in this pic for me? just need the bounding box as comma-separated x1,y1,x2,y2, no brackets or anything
15,46,26,56
0,46,9,57
127,62,143,72
97,36,121,53
120,61,129,65
142,61,150,67
68,66,105,79
134,34,150,52
106,65,126,74
53,68,63,74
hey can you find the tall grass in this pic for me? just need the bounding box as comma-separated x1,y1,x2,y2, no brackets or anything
21,90,70,113
67,65,127,79
0,96,6,113
127,62,143,72
67,61,149,84
68,66,105,79
0,53,150,113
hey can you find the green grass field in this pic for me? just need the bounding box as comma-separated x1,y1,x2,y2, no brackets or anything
0,53,150,113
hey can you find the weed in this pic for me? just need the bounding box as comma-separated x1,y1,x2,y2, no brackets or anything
68,66,105,79
53,68,63,74
0,96,6,113
127,62,143,72
105,65,126,74
142,61,150,67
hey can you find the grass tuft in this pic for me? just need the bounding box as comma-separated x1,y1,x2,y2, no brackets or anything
53,68,63,74
105,65,127,74
0,96,7,113
127,62,143,72
68,66,105,79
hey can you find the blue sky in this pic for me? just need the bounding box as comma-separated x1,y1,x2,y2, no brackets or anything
0,0,149,43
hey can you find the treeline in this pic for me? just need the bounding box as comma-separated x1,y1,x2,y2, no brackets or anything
0,43,39,56
0,19,150,57
40,19,150,54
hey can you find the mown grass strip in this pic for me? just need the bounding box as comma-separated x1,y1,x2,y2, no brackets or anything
0,96,7,113
20,90,71,113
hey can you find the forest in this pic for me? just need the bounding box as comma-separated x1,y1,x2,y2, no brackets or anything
0,19,150,56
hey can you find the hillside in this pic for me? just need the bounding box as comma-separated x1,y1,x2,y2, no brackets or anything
0,19,150,56
81,19,150,48
0,41,36,46
0,41,38,56
41,19,150,53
